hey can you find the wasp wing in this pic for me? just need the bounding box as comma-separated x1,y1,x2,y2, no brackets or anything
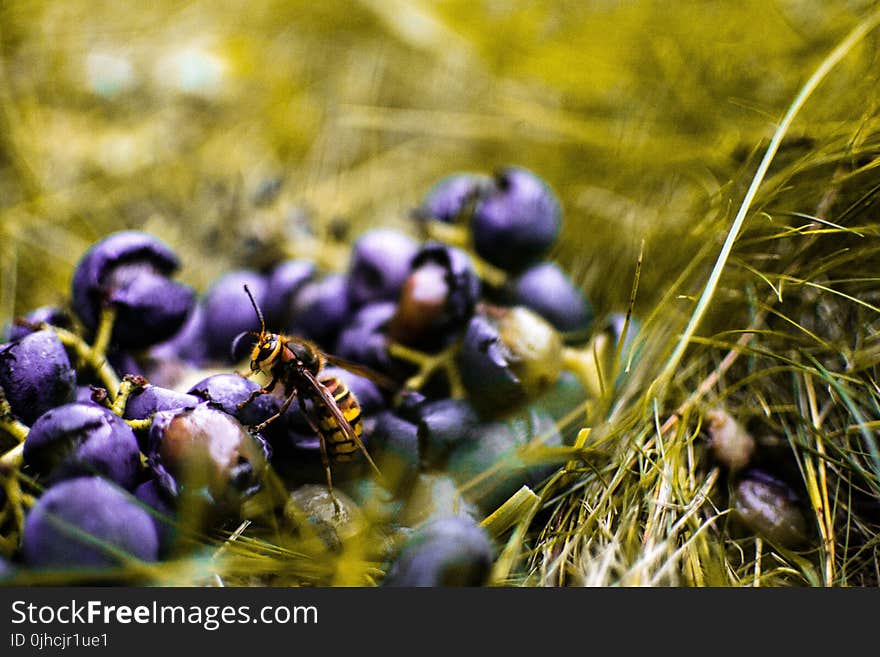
301,367,383,478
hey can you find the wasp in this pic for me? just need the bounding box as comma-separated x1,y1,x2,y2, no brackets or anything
235,285,389,495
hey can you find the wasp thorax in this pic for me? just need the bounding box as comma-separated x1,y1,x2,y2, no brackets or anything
289,340,321,373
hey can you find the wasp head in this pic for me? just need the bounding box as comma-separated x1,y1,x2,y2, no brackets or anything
250,333,282,373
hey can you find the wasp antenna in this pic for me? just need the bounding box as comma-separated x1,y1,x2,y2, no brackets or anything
243,284,266,336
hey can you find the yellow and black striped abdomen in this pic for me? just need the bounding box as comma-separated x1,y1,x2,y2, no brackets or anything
315,376,362,462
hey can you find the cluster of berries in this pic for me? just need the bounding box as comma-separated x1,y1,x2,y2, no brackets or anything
0,166,626,586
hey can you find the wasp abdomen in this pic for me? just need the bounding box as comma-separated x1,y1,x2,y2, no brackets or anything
315,376,362,462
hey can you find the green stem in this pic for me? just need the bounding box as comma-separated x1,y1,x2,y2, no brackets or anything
111,375,147,417
388,341,464,398
50,322,120,402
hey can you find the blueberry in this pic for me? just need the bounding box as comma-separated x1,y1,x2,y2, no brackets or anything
415,398,481,468
288,273,352,347
459,307,563,414
346,229,418,308
187,372,286,443
148,403,269,509
202,270,268,362
382,515,493,586
389,243,481,348
23,477,159,569
368,411,419,495
262,259,316,330
471,167,562,271
24,402,141,489
134,478,178,557
416,173,489,223
4,306,73,342
0,330,77,425
506,261,593,334
335,302,397,373
71,231,195,349
730,469,808,548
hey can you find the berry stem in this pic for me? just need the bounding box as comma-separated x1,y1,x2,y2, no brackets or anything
49,323,121,402
388,341,465,398
110,375,148,417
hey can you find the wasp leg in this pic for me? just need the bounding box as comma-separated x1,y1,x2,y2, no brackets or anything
298,396,342,513
237,377,278,412
252,385,296,432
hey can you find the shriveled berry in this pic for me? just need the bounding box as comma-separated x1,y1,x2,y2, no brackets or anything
24,402,141,489
730,470,808,548
262,259,316,330
148,403,269,509
71,231,195,349
507,261,593,334
347,229,418,308
0,329,77,425
23,477,159,569
289,273,352,348
202,270,268,361
416,173,489,223
382,515,493,587
459,306,563,414
4,306,73,342
335,302,397,373
134,478,177,557
706,408,755,472
471,167,562,271
284,484,365,551
389,243,481,348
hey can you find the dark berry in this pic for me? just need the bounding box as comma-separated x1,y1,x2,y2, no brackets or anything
24,402,141,489
262,259,316,330
335,302,397,373
389,243,481,348
471,167,562,271
202,270,268,362
730,469,808,548
416,173,489,223
4,306,73,342
320,366,385,416
134,478,178,557
415,398,481,468
148,403,269,509
288,273,352,347
346,229,418,308
23,477,159,569
149,302,209,368
187,372,286,443
458,307,562,414
507,261,593,334
368,411,419,495
124,384,200,421
382,515,493,587
71,231,195,349
0,329,77,425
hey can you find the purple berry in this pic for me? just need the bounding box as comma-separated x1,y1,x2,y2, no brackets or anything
148,403,269,509
0,329,77,425
414,398,481,468
23,477,159,569
335,302,397,373
366,411,419,495
417,173,489,223
124,385,200,421
471,167,562,271
24,402,141,489
262,259,316,330
346,229,419,308
389,243,481,349
187,372,286,443
71,231,195,349
4,306,73,342
288,273,352,348
382,515,493,587
149,302,209,368
202,270,268,362
134,478,177,556
507,261,593,334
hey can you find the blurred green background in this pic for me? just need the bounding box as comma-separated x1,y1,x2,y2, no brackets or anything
1,0,875,326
